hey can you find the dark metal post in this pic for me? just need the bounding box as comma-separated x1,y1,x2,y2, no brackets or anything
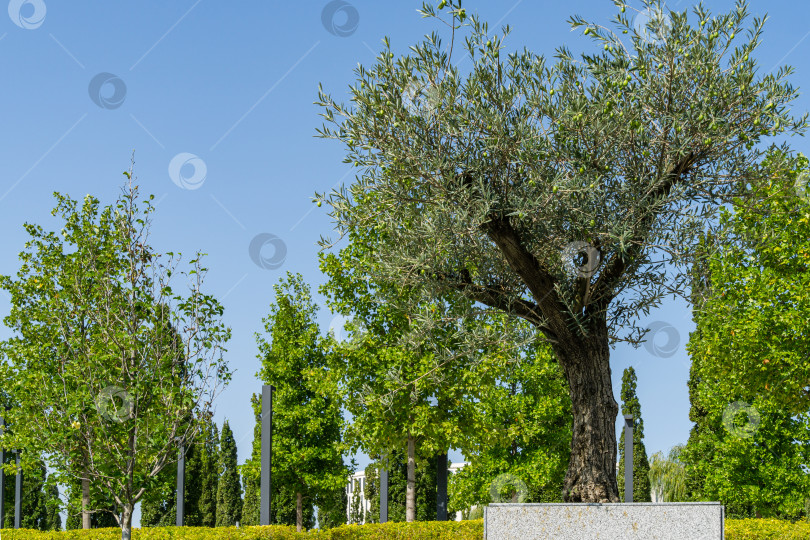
14,451,22,529
436,453,448,521
176,445,185,526
260,385,274,525
0,416,6,529
379,462,388,523
624,414,634,503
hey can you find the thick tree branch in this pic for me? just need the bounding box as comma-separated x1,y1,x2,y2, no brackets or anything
593,151,703,305
434,268,554,337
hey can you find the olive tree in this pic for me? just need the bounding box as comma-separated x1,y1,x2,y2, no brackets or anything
315,0,806,501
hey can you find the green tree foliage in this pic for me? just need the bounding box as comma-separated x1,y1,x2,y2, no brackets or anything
140,414,220,527
198,420,220,527
683,154,810,518
648,445,688,502
1,457,61,530
320,228,485,521
239,395,318,529
255,273,348,531
449,336,571,512
240,395,261,526
138,465,175,527
617,367,651,502
65,476,118,529
315,0,807,501
215,421,242,526
362,451,441,522
362,465,379,524
0,178,232,538
315,481,348,529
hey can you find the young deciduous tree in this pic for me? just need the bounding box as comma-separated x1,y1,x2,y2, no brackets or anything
617,367,651,502
320,235,486,521
349,478,364,524
450,335,571,512
315,0,807,501
255,273,348,531
683,154,810,518
0,177,232,538
65,476,118,528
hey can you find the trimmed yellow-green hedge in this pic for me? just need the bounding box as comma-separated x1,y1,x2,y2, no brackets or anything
4,518,810,539
0,521,484,540
725,518,810,540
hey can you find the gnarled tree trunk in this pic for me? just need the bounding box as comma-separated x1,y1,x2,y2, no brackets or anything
553,323,620,502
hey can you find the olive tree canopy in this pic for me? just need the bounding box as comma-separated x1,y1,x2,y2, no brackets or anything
315,0,806,501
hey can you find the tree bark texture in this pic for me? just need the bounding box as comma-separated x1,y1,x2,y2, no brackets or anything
296,491,303,532
552,324,620,502
406,435,416,522
82,477,91,529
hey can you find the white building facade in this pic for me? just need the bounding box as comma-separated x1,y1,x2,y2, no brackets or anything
346,462,469,523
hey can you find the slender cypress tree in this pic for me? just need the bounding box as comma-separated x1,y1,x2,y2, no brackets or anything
2,458,62,530
138,466,175,526
215,420,242,526
617,367,652,502
198,420,219,526
239,395,261,526
349,478,364,524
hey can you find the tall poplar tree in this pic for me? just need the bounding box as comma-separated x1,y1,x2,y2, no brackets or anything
617,367,651,502
315,0,807,501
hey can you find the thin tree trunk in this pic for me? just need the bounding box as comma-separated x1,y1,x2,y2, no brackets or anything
296,491,303,532
406,435,416,522
120,503,133,540
82,477,91,529
553,325,620,502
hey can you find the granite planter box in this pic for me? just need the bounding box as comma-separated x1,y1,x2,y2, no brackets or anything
484,502,724,540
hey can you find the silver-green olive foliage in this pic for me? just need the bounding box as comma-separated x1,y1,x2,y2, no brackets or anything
316,0,806,352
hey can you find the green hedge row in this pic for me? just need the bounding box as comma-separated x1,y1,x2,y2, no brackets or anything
4,518,809,539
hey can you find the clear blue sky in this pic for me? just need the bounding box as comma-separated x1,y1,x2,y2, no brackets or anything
0,0,807,527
